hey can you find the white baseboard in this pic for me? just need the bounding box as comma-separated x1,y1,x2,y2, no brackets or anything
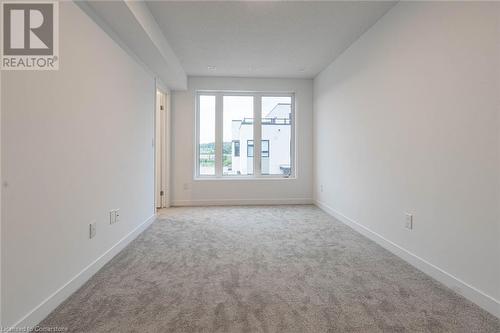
314,199,500,319
10,214,157,329
171,198,313,207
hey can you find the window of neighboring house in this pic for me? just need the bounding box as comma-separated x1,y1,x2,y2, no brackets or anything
262,140,270,158
247,140,254,157
247,140,269,158
196,92,294,178
233,140,240,157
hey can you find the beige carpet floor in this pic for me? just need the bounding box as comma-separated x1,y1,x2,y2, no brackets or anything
41,205,499,332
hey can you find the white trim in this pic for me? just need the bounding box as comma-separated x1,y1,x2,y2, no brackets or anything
314,199,500,319
194,92,201,178
254,94,262,176
154,85,161,208
215,94,223,177
196,90,295,96
9,214,157,329
193,176,297,181
172,198,313,207
164,91,171,208
0,60,2,328
290,94,297,179
155,84,169,209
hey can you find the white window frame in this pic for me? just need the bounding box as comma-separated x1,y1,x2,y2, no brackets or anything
195,91,296,180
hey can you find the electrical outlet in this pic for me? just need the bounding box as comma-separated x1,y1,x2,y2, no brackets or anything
89,222,96,239
405,213,413,230
115,209,120,223
109,209,120,224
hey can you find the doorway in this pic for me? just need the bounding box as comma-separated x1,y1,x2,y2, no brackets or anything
155,88,170,209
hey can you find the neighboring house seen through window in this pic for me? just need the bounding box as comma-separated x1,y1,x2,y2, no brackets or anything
196,92,294,178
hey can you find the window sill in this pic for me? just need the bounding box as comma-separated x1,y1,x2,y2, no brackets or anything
194,176,296,181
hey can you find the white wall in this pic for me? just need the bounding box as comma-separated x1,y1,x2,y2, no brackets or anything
171,77,313,205
1,2,155,327
314,1,500,315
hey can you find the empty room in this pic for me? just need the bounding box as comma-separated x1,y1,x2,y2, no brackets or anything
1,0,499,332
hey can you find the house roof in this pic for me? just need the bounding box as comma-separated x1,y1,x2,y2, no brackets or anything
265,103,291,118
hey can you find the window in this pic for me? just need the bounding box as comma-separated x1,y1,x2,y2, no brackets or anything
198,95,216,175
233,140,240,157
247,140,254,158
223,96,253,175
262,140,270,158
261,97,291,175
196,92,294,178
247,140,269,158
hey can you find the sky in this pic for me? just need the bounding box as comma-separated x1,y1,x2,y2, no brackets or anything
199,95,291,143
199,96,216,144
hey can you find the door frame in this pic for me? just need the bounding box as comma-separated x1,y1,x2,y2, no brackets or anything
155,80,170,209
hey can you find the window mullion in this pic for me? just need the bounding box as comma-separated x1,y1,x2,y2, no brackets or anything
195,93,200,177
254,94,262,176
215,93,223,177
291,95,296,178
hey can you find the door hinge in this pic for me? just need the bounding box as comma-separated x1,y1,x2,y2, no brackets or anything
160,190,164,196
160,105,164,110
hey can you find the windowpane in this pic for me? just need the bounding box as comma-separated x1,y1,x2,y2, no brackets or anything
233,140,240,157
247,140,269,157
196,92,293,178
261,96,292,176
247,140,254,157
199,95,216,175
262,140,269,158
223,96,254,175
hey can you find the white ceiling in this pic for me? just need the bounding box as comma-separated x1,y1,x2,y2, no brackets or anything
146,1,396,79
